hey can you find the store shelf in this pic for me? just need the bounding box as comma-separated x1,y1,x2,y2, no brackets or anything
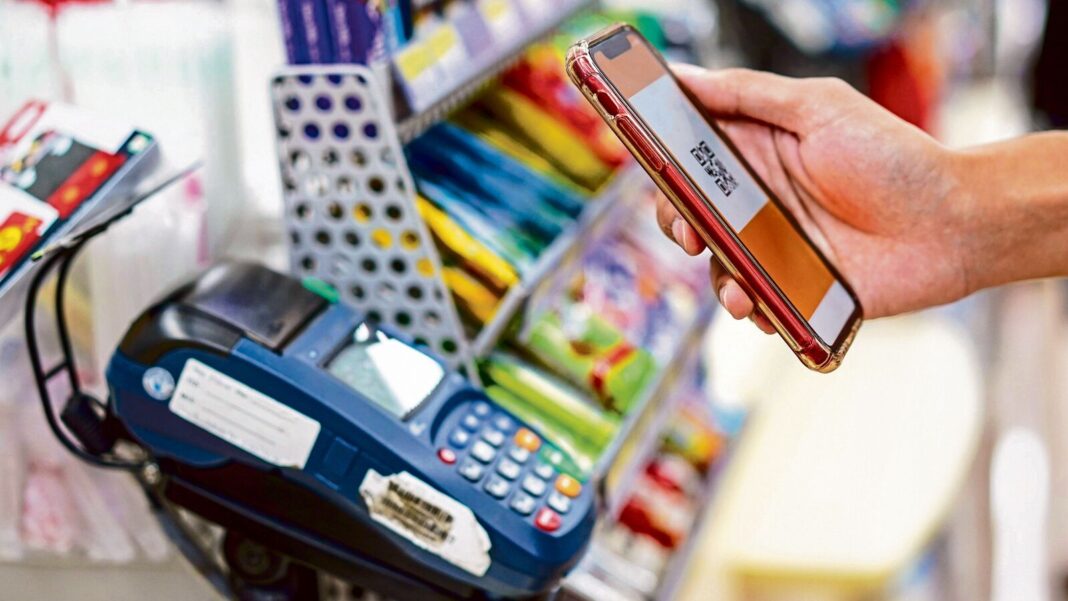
599,302,717,518
393,0,592,142
562,383,736,601
652,446,736,601
470,165,648,358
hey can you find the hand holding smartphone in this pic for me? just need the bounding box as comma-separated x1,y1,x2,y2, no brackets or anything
567,24,862,372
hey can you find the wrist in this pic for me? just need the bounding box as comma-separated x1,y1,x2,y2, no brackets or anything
944,147,995,296
948,133,1068,294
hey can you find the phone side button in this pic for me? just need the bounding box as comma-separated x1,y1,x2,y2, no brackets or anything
617,116,665,172
595,91,623,115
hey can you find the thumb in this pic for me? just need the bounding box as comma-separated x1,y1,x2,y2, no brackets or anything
672,66,818,135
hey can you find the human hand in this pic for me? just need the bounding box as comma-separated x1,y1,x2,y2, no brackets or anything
657,66,974,332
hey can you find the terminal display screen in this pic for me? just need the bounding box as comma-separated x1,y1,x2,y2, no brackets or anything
327,323,445,419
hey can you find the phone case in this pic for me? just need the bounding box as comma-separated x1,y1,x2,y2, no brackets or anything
566,24,861,372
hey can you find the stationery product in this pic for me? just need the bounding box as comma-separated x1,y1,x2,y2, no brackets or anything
278,0,301,63
482,352,619,468
473,88,614,192
417,195,518,293
443,264,501,325
324,0,384,64
278,0,334,64
408,123,580,233
451,108,582,194
414,171,538,272
523,308,657,415
0,100,156,285
502,48,627,168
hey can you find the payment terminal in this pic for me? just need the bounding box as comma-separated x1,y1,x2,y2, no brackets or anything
104,262,596,599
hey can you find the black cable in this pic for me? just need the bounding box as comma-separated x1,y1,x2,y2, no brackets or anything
24,245,145,471
20,164,202,471
54,237,83,395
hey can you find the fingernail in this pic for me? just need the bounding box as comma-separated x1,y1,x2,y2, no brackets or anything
672,219,686,247
718,284,728,307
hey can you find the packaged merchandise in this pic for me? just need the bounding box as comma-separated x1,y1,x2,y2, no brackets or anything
472,88,614,192
324,0,384,64
572,234,699,362
408,123,581,230
417,195,518,294
0,101,155,284
661,404,725,472
414,172,539,273
481,352,621,477
443,265,501,325
501,47,628,168
523,307,658,415
451,108,583,194
278,0,334,64
582,348,741,598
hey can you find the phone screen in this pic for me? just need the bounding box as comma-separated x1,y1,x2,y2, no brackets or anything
590,31,857,347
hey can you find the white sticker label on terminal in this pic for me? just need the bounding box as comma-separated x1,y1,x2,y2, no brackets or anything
359,470,491,576
169,359,321,469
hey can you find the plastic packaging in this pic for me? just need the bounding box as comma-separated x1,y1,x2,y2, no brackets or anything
524,308,657,415
418,195,518,293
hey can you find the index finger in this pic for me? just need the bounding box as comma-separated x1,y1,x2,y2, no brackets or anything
672,65,816,135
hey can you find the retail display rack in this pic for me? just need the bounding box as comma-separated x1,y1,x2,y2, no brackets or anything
391,0,593,142
269,3,727,597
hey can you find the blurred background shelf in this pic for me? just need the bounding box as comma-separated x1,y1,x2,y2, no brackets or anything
392,0,594,142
599,302,716,517
470,165,648,358
4,0,1055,598
651,446,733,601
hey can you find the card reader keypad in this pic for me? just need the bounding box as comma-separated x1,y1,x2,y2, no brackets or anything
470,440,497,463
449,429,471,448
438,402,583,532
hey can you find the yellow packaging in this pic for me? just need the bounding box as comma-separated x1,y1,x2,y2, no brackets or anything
476,89,613,192
451,111,581,194
417,196,519,292
443,266,500,325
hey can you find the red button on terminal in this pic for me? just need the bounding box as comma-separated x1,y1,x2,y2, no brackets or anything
437,448,457,465
534,508,561,533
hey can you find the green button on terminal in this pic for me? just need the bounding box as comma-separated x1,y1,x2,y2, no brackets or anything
302,277,339,304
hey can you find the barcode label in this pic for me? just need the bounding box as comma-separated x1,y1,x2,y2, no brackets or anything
380,480,455,544
360,470,491,575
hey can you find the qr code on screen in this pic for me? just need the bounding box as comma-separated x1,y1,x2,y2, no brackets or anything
690,141,738,197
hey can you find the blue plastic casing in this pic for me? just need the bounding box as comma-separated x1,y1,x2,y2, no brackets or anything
105,265,595,598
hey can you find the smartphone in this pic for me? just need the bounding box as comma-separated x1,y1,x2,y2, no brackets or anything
567,24,862,372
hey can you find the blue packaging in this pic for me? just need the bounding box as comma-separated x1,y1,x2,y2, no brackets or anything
279,0,334,64
325,0,383,64
299,0,333,63
277,0,307,63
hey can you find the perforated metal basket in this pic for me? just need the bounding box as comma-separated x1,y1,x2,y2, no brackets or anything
270,65,474,374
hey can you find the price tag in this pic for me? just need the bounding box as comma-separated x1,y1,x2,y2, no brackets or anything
394,23,470,111
479,0,524,45
515,0,568,24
